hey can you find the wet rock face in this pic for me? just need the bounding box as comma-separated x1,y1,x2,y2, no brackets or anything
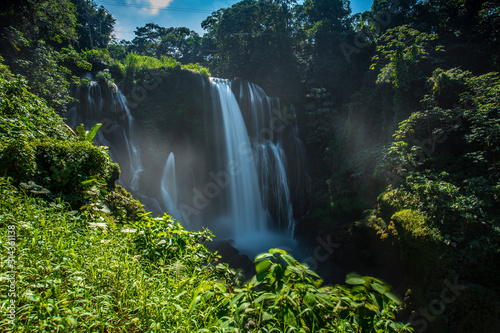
295,217,408,294
205,240,255,281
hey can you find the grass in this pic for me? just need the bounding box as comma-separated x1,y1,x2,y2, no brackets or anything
123,53,210,78
0,177,413,332
0,178,227,332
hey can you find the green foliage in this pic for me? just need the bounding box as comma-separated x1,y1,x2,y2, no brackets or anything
127,24,203,64
0,176,411,332
390,209,441,241
35,140,116,196
60,45,92,73
0,139,37,182
371,25,444,121
0,0,77,45
81,48,113,71
422,68,472,109
304,87,337,164
0,0,87,113
11,40,76,112
130,214,214,264
76,123,102,141
0,178,230,332
124,52,180,71
0,74,71,145
158,27,203,64
107,42,127,61
181,63,211,77
0,74,118,205
201,0,300,94
104,185,145,222
121,53,211,90
301,0,351,31
462,72,500,172
214,249,412,332
71,0,115,50
297,0,354,95
130,23,167,57
366,69,500,332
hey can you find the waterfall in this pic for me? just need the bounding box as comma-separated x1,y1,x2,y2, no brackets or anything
113,87,143,191
210,78,269,237
67,74,143,193
209,78,298,256
160,152,182,220
258,143,296,236
234,81,305,236
70,73,309,256
66,74,102,129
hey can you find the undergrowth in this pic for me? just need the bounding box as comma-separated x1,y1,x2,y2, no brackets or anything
0,177,412,332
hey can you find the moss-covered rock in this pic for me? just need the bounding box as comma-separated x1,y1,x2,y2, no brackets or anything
105,185,146,222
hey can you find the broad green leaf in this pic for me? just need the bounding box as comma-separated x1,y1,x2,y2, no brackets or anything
237,301,251,313
261,311,273,322
269,248,287,255
371,281,388,294
254,292,276,303
281,253,297,267
254,252,271,261
81,179,95,186
85,123,102,141
345,273,365,285
256,259,272,274
229,292,245,307
385,292,403,305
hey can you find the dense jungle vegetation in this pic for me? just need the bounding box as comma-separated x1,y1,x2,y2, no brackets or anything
1,0,499,331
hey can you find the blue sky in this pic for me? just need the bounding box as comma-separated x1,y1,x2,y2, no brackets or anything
95,0,373,41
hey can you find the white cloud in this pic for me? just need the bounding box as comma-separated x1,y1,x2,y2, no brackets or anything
147,0,173,15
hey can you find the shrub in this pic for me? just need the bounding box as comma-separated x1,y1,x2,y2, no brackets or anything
0,139,36,181
35,140,116,195
94,70,114,88
0,76,72,145
82,48,113,71
104,185,145,222
214,248,412,332
391,209,442,242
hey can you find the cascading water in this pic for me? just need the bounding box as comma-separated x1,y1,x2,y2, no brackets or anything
257,143,295,236
160,152,182,220
113,88,143,191
233,81,308,237
66,73,103,129
67,74,143,193
70,73,309,256
210,78,269,236
209,78,298,256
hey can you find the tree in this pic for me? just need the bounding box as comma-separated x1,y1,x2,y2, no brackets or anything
371,25,443,122
0,0,77,48
158,27,202,64
0,0,82,113
130,23,166,57
71,0,115,50
201,0,300,96
294,0,354,100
